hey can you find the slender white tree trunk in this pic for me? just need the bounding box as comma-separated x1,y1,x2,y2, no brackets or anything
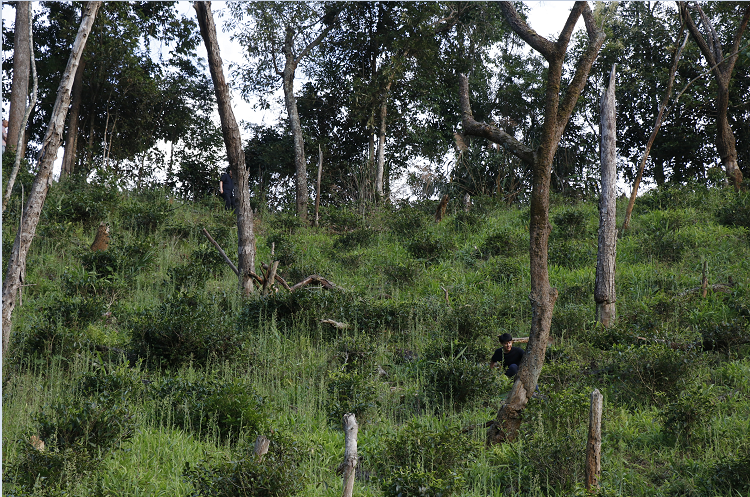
2,1,102,354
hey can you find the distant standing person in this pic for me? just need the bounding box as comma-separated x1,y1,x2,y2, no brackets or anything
219,167,235,210
490,333,525,378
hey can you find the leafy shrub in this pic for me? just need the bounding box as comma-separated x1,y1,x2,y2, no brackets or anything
383,260,423,287
43,180,117,228
382,468,464,497
376,420,478,478
151,377,266,442
129,292,240,367
333,227,376,250
12,293,105,359
422,356,499,409
168,246,228,289
548,239,595,269
483,256,521,283
480,227,525,259
700,318,750,353
551,208,588,239
267,212,307,233
325,370,379,425
118,194,171,233
265,233,298,266
604,343,694,405
451,210,482,234
717,190,750,230
184,431,304,497
8,396,134,492
406,230,453,262
702,444,750,495
660,383,717,444
386,203,428,239
321,206,363,232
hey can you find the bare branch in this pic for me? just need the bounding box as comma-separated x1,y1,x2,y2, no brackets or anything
499,1,555,60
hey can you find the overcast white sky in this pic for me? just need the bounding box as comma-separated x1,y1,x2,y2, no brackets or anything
2,1,585,183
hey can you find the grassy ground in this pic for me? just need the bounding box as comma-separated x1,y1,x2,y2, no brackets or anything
2,180,750,496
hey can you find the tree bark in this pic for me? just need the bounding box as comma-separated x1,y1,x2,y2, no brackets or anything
315,144,323,227
375,79,392,200
195,1,255,296
680,2,750,189
460,1,604,444
595,65,617,327
7,1,31,156
2,1,101,355
338,413,358,497
622,30,689,231
2,5,37,214
585,389,603,490
61,60,86,179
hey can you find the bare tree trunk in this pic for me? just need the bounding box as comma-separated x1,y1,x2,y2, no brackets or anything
375,80,392,200
622,30,689,231
2,6,37,214
281,40,309,221
7,1,31,156
680,2,750,190
195,1,255,296
61,60,86,179
315,144,323,227
460,1,604,444
2,1,101,355
338,414,358,497
595,65,617,327
585,389,603,490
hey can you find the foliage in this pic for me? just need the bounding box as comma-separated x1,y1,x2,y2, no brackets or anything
660,382,717,444
421,355,499,409
382,468,465,497
43,179,118,228
717,190,750,231
325,369,379,425
129,292,240,367
7,396,135,494
118,191,172,233
151,377,266,443
184,431,304,497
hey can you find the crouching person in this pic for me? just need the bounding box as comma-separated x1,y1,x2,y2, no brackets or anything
490,333,525,378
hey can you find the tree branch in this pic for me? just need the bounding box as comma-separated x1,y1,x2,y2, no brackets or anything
459,74,535,165
498,1,555,60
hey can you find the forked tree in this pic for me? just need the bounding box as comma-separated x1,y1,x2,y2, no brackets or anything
459,1,605,444
194,1,256,295
2,1,102,354
679,2,750,189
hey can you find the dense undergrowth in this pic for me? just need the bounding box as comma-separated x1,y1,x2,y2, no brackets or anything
2,179,750,496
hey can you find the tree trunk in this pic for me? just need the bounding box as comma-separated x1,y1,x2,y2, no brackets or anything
61,60,86,179
2,6,37,214
339,413,358,497
281,30,309,221
622,30,689,231
680,2,750,189
2,1,101,355
7,1,31,156
195,1,255,296
595,65,617,327
460,1,604,444
315,144,323,227
375,80,392,200
585,389,603,490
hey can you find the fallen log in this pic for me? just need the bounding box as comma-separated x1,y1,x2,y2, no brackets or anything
202,228,239,276
290,275,338,292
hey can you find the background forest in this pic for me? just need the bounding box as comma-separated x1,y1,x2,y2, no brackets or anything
2,1,750,496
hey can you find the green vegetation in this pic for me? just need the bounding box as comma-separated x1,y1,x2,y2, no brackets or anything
3,182,750,496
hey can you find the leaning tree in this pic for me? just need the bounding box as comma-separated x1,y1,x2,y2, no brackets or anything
459,1,605,444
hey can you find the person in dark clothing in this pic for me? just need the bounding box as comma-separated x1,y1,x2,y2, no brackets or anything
219,167,235,210
490,333,525,378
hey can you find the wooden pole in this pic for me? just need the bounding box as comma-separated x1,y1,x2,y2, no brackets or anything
254,435,270,460
338,413,358,497
201,228,239,276
585,389,603,491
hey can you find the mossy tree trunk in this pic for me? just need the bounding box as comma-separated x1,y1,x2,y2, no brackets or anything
2,1,102,355
459,0,605,444
195,1,255,295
